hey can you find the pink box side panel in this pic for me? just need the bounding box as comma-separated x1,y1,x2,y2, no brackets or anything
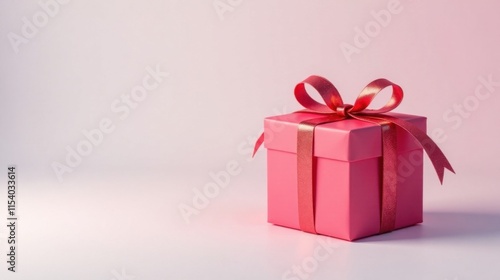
348,158,381,240
314,157,351,239
267,149,299,229
394,149,424,228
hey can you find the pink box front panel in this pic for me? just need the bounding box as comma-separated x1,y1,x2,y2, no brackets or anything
267,148,423,241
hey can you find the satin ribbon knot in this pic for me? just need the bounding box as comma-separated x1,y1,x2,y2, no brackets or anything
336,104,352,117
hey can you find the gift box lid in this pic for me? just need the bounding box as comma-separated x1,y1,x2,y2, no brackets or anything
264,112,426,162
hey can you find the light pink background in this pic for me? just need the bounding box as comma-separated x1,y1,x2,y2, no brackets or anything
0,0,499,279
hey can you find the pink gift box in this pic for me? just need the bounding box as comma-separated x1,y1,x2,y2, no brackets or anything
264,111,426,241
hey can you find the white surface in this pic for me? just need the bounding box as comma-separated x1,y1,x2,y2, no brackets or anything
0,170,498,280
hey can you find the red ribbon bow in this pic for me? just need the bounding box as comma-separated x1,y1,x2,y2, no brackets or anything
254,75,454,234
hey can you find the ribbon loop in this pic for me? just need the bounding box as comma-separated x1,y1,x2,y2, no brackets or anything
294,75,344,113
350,78,404,114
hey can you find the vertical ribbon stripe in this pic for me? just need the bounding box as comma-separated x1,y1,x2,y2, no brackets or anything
380,122,398,233
297,122,316,234
297,115,346,234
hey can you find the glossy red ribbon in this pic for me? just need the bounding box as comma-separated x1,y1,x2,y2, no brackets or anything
254,75,455,234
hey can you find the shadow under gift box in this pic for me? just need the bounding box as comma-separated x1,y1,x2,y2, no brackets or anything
264,111,425,241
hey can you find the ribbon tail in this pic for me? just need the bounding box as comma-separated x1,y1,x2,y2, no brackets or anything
365,115,455,184
252,133,265,157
